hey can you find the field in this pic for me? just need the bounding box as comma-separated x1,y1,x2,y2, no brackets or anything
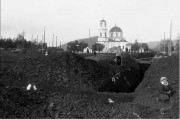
0,51,179,118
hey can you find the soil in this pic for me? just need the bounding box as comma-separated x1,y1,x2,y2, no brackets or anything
0,51,179,118
134,53,179,118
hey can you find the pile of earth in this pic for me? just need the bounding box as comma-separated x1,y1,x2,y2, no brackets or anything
0,52,143,118
1,52,141,93
133,54,179,118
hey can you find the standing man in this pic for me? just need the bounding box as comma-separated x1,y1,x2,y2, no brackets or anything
115,46,123,66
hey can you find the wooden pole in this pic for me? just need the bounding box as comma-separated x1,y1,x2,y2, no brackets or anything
164,32,165,53
56,36,57,48
169,20,172,55
0,0,1,39
44,26,45,44
60,41,61,49
89,28,90,38
52,34,54,47
42,35,43,54
37,35,38,43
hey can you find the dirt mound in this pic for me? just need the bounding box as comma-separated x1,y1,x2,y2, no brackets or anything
134,54,179,118
1,52,111,92
0,52,157,118
1,52,141,93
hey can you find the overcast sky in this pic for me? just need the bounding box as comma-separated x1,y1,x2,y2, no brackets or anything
1,0,180,46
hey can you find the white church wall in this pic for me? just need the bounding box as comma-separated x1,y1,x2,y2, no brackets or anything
100,21,106,29
97,19,131,52
99,30,108,38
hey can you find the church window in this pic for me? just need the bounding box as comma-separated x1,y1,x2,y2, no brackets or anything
116,33,118,37
105,33,106,37
100,32,102,37
111,33,113,37
123,46,124,49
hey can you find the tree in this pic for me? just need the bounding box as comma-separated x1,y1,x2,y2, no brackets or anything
67,40,88,52
16,31,26,49
142,43,149,52
67,40,79,52
92,43,105,52
131,40,139,52
78,42,88,52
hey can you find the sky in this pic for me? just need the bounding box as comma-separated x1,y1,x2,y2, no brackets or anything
1,0,180,46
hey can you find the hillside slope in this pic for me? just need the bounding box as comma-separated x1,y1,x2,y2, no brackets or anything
134,54,179,118
61,36,98,51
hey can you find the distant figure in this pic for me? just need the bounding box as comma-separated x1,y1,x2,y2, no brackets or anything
115,46,123,66
45,51,48,56
93,51,96,56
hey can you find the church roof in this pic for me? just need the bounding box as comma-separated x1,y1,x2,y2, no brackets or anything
126,43,132,46
109,26,122,33
100,19,106,22
120,39,127,42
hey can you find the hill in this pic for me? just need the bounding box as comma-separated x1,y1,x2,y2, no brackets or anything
147,40,178,51
147,41,160,49
61,36,178,51
61,36,98,51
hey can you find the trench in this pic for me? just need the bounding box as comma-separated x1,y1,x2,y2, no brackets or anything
98,62,151,93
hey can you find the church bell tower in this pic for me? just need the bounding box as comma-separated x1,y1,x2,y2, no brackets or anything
98,19,108,42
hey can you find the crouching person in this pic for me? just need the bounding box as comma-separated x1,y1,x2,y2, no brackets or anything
157,77,175,102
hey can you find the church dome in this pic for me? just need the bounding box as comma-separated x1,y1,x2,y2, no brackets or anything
100,19,106,22
109,26,122,33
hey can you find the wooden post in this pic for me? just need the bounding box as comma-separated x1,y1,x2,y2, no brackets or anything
37,35,38,43
44,26,45,44
52,34,54,47
169,20,172,56
42,35,43,54
56,36,57,48
60,41,61,49
164,32,165,53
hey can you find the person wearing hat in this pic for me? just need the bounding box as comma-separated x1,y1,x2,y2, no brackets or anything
157,77,175,102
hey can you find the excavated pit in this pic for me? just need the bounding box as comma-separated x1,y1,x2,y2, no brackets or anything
97,62,151,93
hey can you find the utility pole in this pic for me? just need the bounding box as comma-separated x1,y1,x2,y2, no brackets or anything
44,26,45,44
0,0,1,39
52,34,54,47
31,35,33,42
37,35,38,44
56,36,57,48
42,35,44,54
169,20,172,56
89,28,90,38
60,41,61,49
164,32,165,54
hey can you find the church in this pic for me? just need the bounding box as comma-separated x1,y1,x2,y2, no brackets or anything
97,19,131,52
